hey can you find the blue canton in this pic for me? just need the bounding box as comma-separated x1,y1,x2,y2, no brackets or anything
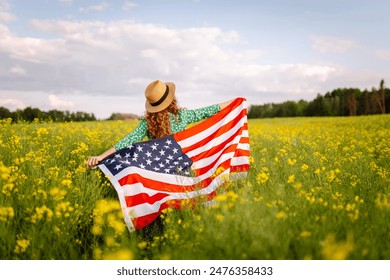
102,135,193,177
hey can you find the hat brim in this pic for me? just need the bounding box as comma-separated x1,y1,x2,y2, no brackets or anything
145,82,176,113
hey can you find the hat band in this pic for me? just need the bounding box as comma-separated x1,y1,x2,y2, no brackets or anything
150,85,169,107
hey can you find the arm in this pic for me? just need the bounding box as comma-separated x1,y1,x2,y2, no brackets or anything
86,119,148,169
86,147,116,169
219,99,235,110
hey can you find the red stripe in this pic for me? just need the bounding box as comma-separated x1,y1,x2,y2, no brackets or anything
174,97,246,142
231,164,250,173
131,191,218,229
190,125,245,163
180,110,247,155
125,192,170,207
234,149,250,158
118,172,203,193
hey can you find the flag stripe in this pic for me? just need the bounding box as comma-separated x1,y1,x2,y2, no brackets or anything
174,98,246,143
124,169,232,219
117,151,240,194
179,111,248,158
184,117,248,161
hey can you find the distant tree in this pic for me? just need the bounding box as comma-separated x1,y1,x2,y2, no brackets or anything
346,89,357,116
378,79,386,114
0,107,12,119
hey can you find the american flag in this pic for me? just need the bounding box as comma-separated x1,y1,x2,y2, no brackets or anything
98,97,250,231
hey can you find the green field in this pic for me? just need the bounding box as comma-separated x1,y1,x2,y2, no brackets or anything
0,115,389,260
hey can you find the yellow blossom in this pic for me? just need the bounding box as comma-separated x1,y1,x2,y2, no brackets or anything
0,206,14,221
301,164,309,172
321,234,354,260
103,249,133,260
299,231,312,238
275,211,286,219
138,241,148,250
256,172,269,184
14,239,30,254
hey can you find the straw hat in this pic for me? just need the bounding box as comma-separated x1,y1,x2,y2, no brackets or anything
144,80,176,113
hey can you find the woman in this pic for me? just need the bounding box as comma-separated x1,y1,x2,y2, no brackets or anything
86,80,234,168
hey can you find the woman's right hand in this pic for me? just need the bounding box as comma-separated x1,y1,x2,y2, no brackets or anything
86,155,103,169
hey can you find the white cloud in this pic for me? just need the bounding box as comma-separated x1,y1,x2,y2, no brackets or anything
0,0,15,22
48,94,74,109
0,98,26,109
0,19,380,118
0,24,68,63
9,65,26,75
60,0,73,5
373,49,390,61
59,0,73,5
122,1,138,10
79,2,109,13
311,35,357,54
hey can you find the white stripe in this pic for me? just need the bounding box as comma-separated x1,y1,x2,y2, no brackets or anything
98,164,135,231
184,116,247,159
129,170,249,219
120,155,249,200
177,102,246,149
191,133,244,170
191,129,249,169
231,156,250,166
112,149,235,190
237,141,250,151
128,169,230,218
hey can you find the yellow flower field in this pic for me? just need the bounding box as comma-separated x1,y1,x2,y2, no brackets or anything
0,115,389,259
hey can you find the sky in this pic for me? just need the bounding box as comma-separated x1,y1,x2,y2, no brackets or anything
0,0,389,119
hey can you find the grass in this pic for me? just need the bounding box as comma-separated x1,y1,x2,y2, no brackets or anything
0,115,389,260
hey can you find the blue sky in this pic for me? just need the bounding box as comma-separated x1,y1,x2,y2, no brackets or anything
1,0,389,119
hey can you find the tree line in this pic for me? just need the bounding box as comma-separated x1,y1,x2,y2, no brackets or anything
0,106,97,122
248,80,389,118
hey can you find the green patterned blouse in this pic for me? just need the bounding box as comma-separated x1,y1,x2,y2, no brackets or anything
114,104,220,150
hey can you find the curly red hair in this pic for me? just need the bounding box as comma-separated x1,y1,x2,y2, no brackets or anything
145,97,181,139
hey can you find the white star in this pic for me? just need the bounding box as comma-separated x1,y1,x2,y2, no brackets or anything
139,163,145,169
184,162,190,166
146,159,152,165
159,149,165,156
166,139,172,145
136,146,143,152
115,154,122,158
172,148,178,154
133,153,138,158
154,156,160,161
178,156,183,160
159,163,165,168
173,161,179,165
164,169,170,173
167,155,173,160
114,164,122,170
145,151,152,157
153,167,160,171
151,144,158,150
125,153,131,158
165,159,170,164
